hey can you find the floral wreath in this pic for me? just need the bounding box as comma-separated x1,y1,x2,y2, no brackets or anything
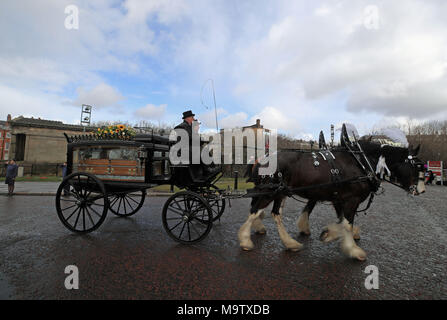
96,124,136,140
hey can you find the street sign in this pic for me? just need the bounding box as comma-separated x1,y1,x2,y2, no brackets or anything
81,104,92,126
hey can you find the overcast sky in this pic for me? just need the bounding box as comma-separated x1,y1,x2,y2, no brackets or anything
1,0,447,139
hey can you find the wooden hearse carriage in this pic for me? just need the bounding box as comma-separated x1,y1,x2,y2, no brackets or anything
56,132,226,244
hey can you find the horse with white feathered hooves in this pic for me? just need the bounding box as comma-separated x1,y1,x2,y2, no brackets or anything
239,126,425,261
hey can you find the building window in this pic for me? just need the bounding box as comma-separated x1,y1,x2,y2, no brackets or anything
16,134,26,161
5,142,9,150
6,132,11,138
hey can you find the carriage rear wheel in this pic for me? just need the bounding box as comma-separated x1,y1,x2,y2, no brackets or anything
56,172,108,233
108,190,146,217
162,191,213,244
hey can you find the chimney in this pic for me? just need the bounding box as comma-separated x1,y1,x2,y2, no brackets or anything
7,114,11,122
256,119,260,127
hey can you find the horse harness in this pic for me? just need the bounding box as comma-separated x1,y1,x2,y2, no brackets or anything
378,154,425,193
249,126,383,214
312,150,342,185
250,146,380,214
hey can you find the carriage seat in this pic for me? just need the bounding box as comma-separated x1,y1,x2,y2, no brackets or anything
171,164,221,187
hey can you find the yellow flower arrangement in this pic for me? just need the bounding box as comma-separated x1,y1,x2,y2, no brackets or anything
96,124,136,140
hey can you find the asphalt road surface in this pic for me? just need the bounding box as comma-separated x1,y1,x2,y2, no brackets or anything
0,184,446,299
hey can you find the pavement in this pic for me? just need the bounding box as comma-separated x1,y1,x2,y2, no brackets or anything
1,183,446,299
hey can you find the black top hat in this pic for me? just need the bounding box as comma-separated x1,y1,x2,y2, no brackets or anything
182,110,195,119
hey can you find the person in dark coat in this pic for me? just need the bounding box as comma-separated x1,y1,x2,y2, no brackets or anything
5,159,18,196
174,110,196,159
174,110,195,140
174,110,202,178
427,170,435,185
173,110,220,181
61,162,70,196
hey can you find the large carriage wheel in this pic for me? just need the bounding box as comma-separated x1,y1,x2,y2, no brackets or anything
201,185,225,222
108,190,146,217
162,191,213,244
56,172,108,233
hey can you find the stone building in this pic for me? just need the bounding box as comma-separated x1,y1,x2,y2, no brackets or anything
5,115,96,175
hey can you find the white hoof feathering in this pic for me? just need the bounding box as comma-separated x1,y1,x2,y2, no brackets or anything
320,223,342,243
340,229,366,261
238,211,262,250
297,211,311,235
273,214,303,251
352,226,360,240
252,210,266,234
341,220,360,240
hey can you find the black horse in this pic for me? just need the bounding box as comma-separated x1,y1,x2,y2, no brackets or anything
239,131,425,261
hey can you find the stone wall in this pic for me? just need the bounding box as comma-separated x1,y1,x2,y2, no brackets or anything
10,126,92,165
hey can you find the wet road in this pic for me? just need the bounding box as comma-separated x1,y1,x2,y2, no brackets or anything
0,184,446,299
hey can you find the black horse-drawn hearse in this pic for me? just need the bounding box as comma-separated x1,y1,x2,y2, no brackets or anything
57,131,225,244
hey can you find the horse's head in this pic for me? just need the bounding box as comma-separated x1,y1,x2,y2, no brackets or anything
359,138,425,195
381,144,425,195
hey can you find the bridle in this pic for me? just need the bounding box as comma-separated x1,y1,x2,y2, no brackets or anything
382,154,424,193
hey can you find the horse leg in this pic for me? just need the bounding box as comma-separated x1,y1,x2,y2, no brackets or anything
336,201,366,261
252,210,266,234
319,203,345,243
297,200,316,236
345,214,360,240
272,197,303,251
352,225,360,240
238,197,270,251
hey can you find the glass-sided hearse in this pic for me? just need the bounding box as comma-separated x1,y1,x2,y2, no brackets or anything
56,132,225,244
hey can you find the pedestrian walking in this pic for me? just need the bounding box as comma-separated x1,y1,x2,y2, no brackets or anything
5,159,18,196
61,162,70,196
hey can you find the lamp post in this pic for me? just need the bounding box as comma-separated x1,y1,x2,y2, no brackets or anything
331,124,334,147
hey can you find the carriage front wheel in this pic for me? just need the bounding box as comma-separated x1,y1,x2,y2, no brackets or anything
202,184,225,222
56,172,108,233
162,191,213,244
108,190,146,217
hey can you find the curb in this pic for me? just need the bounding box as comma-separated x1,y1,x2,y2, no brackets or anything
0,192,174,197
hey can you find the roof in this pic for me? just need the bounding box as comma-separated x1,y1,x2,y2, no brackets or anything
9,116,96,132
242,119,270,132
243,124,263,129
